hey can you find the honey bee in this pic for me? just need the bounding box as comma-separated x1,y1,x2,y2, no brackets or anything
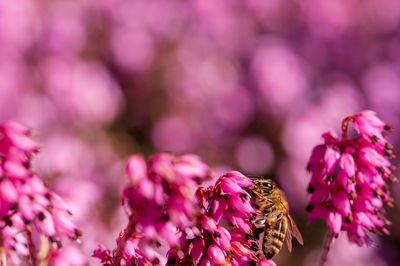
249,178,304,259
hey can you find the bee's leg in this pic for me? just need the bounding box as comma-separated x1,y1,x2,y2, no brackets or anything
253,226,264,240
255,209,264,215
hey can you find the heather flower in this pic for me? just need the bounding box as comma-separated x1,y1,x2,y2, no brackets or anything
94,155,277,265
0,121,82,265
306,111,396,263
49,245,87,266
94,153,211,265
166,171,273,265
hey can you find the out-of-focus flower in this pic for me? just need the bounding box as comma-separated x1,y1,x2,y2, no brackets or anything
0,121,82,264
94,153,211,265
49,245,87,266
304,234,387,266
306,110,396,246
92,244,112,265
235,136,275,175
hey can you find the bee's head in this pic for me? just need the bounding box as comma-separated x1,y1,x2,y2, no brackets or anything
249,177,275,194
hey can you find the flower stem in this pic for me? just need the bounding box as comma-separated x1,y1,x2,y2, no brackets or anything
112,217,135,266
0,231,6,266
319,231,334,266
38,234,50,266
26,225,38,266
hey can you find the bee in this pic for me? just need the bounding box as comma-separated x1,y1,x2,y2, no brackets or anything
249,178,304,259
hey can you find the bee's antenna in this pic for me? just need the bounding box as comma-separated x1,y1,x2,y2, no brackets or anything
247,175,262,180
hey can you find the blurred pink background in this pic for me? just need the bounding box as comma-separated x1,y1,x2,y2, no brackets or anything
0,0,399,265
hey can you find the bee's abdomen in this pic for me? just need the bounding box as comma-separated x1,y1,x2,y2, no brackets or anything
262,216,287,259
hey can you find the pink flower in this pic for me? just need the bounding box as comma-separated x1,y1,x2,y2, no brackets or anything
49,245,87,266
307,110,396,246
97,154,273,265
92,244,112,264
168,171,261,264
95,152,211,265
0,121,81,264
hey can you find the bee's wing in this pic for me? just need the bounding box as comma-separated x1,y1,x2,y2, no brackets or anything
284,220,293,252
287,214,304,245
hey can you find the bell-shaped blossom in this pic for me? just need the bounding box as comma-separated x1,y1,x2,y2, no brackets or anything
306,111,396,246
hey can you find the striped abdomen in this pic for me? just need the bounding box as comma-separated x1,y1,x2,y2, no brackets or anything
262,215,288,259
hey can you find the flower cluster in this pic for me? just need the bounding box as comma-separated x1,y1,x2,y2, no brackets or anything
167,171,266,265
0,121,82,264
93,153,211,265
94,155,277,265
306,110,396,246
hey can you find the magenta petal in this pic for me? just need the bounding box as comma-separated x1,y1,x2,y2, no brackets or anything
3,160,29,179
225,171,253,187
228,212,252,234
37,210,56,237
126,155,147,184
309,145,326,166
324,147,340,173
159,221,180,246
0,121,29,134
192,238,204,264
19,195,34,220
122,238,139,258
309,184,329,206
0,179,18,202
136,178,154,199
327,211,342,234
207,245,225,263
175,154,209,180
7,132,38,152
92,244,112,263
331,190,352,216
231,241,253,258
210,196,227,223
213,226,231,250
229,228,246,242
221,178,243,194
52,209,75,237
201,215,217,232
359,110,385,128
339,153,356,177
337,170,349,190
359,148,380,166
322,130,339,143
230,193,254,216
355,212,374,230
